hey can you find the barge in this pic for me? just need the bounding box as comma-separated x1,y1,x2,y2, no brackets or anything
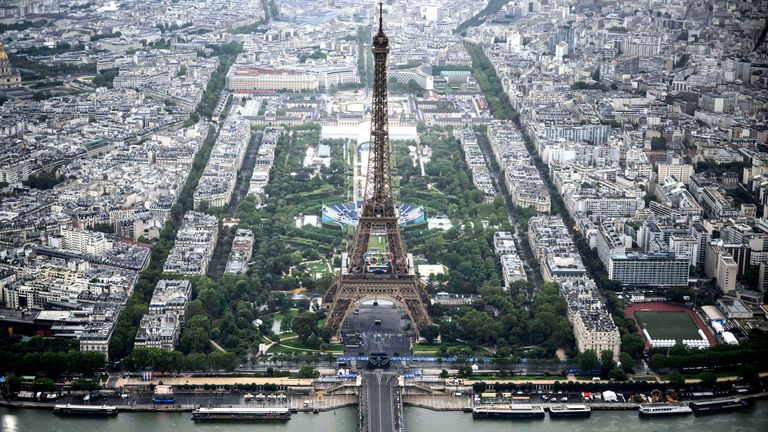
638,404,692,417
152,385,176,404
191,406,291,422
53,404,119,417
472,404,545,419
549,404,591,418
689,398,749,415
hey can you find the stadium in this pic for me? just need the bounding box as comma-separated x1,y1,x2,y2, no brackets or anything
625,302,716,350
322,201,426,227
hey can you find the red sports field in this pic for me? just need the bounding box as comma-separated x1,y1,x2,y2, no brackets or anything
624,302,716,349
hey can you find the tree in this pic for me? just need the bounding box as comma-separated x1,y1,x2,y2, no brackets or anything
619,352,633,373
421,324,440,343
600,350,616,372
208,351,237,371
698,371,717,386
180,326,210,354
739,364,759,383
622,334,645,358
610,368,627,381
23,170,62,190
650,136,667,151
667,370,685,386
439,369,449,378
649,353,666,371
457,364,473,378
577,349,600,372
292,312,320,344
298,366,319,378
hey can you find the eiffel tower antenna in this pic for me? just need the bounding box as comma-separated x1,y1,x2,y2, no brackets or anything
322,3,430,337
378,1,383,34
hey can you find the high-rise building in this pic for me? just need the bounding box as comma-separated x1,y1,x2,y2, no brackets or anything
549,22,575,55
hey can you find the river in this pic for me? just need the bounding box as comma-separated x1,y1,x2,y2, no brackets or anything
2,401,768,432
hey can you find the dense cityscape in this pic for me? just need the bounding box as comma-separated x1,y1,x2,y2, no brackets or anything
0,1,767,431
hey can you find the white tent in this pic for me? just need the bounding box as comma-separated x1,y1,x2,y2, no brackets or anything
722,331,739,345
602,390,618,402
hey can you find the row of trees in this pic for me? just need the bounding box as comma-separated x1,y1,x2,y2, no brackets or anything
123,347,237,372
108,126,220,360
455,0,510,34
462,40,653,365
0,336,105,376
196,43,243,118
109,43,255,362
648,332,768,374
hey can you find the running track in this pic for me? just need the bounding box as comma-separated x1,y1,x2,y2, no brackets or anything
624,302,717,349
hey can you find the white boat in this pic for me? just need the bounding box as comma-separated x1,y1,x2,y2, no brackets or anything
549,404,591,418
639,404,692,417
472,404,546,419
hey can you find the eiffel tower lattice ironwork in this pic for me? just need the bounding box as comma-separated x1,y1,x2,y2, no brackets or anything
322,3,430,336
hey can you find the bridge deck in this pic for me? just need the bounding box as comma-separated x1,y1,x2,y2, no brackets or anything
360,371,402,432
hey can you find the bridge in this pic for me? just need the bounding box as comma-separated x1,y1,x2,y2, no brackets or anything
344,303,409,432
359,370,403,432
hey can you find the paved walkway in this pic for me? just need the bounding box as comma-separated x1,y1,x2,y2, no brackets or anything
210,340,226,352
116,376,313,387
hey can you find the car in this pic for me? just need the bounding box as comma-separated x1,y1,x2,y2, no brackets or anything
354,309,359,314
374,319,381,325
561,397,568,402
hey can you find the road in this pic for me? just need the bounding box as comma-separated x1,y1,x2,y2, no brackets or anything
362,370,399,432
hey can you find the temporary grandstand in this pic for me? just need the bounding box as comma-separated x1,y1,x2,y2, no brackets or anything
321,201,425,227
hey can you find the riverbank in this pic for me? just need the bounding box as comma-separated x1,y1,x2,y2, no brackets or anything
3,391,766,414
0,393,358,413
5,403,767,432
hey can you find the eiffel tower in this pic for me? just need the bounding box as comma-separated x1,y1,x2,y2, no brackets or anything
322,3,430,337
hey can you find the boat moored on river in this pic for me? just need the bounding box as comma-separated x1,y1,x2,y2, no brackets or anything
53,404,118,417
689,398,749,415
191,406,291,422
548,404,591,418
472,404,545,419
638,404,692,417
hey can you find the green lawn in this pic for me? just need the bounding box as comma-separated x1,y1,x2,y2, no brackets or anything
368,233,388,252
268,340,343,354
634,311,700,342
412,342,478,355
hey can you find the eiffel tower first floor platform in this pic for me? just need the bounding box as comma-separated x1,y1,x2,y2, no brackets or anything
322,272,430,339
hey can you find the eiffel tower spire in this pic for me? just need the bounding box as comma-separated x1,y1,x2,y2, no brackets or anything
322,3,430,337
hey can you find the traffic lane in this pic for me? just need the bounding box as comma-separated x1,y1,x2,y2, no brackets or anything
365,372,396,432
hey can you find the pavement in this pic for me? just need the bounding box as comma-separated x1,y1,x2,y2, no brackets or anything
403,393,470,411
341,302,413,357
116,376,313,387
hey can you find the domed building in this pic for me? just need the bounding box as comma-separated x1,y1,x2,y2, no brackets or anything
0,42,21,89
